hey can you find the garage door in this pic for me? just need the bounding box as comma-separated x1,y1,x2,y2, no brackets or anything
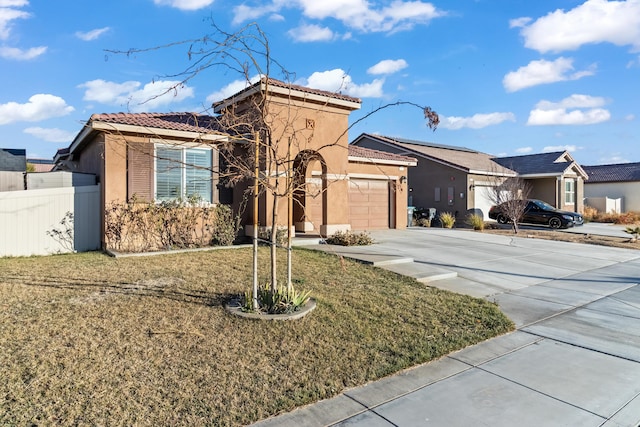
473,185,495,220
349,179,390,230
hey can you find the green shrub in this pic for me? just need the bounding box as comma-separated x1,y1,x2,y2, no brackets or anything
242,283,312,314
325,230,373,246
258,227,288,247
210,204,239,246
439,212,456,229
466,213,485,231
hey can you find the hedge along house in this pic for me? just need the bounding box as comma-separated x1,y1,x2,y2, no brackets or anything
54,78,416,248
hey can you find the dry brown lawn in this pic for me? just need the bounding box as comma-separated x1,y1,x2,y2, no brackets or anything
0,247,513,426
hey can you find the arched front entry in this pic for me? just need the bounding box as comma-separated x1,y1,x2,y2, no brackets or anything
293,150,326,233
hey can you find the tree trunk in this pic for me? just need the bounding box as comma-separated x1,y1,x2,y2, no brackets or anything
270,194,278,293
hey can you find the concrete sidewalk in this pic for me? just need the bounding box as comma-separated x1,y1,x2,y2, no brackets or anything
254,228,640,427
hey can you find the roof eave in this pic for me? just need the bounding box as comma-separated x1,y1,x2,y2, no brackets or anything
91,121,228,143
213,80,361,113
348,155,417,167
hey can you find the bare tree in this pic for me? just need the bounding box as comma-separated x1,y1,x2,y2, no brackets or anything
488,175,532,234
107,22,439,312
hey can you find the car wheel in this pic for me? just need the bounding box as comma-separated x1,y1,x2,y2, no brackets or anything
549,217,562,229
496,214,508,224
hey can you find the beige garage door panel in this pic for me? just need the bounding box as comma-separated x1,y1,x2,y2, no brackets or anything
348,179,389,230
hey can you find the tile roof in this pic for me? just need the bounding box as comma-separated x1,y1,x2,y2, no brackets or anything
348,144,416,164
263,77,361,104
90,112,224,134
212,77,362,112
493,151,570,175
583,162,640,183
359,134,514,175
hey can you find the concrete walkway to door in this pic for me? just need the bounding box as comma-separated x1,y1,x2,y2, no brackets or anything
254,228,640,427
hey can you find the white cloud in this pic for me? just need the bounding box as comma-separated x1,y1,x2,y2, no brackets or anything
0,3,29,39
367,59,408,75
515,0,640,53
153,0,214,11
0,94,74,125
206,76,261,104
508,17,531,28
24,127,75,143
627,55,640,68
542,145,579,153
515,147,533,154
599,153,630,163
75,27,110,41
304,68,384,98
232,3,283,25
0,45,45,60
288,24,335,42
79,79,194,112
233,0,446,34
503,57,595,92
527,94,610,125
0,1,29,6
439,112,516,130
625,114,635,121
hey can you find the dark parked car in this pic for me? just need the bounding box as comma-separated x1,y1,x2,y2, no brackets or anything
488,199,584,229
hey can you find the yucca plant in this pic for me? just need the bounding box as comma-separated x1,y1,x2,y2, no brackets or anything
624,226,640,242
242,283,312,314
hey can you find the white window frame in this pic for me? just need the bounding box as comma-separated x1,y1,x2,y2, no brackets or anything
565,178,575,205
154,144,213,204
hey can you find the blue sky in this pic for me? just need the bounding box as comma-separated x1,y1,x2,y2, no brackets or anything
1,0,639,165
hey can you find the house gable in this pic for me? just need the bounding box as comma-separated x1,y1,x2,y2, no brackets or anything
494,151,588,180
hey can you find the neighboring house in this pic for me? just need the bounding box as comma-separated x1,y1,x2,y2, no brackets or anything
0,148,27,191
55,78,416,248
0,148,26,171
583,162,640,213
493,151,588,214
351,134,588,220
27,158,55,172
351,134,515,220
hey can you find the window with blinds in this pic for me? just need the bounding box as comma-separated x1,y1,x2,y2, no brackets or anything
155,146,212,203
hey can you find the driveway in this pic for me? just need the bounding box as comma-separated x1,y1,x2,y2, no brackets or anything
256,228,640,426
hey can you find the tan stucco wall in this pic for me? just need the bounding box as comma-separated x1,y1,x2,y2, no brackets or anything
528,177,557,207
257,95,354,231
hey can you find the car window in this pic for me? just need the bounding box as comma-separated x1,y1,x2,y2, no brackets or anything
531,199,554,210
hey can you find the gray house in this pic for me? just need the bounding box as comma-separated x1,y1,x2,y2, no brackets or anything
493,151,588,214
351,134,588,220
583,162,640,213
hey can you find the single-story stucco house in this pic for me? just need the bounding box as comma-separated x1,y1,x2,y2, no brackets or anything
54,78,417,248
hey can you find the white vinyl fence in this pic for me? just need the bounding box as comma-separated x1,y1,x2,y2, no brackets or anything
0,185,100,257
